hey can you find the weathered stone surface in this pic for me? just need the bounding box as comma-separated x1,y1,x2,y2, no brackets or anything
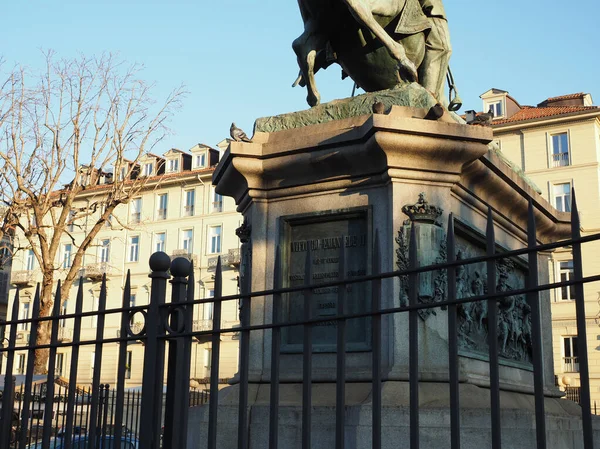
188,383,600,449
254,84,455,133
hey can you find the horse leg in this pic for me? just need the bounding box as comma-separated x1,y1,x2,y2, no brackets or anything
293,22,327,107
341,0,418,82
419,16,452,104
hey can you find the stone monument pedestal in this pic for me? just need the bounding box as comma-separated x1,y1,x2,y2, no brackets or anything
191,96,599,448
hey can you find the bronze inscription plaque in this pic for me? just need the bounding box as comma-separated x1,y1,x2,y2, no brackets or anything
282,210,371,352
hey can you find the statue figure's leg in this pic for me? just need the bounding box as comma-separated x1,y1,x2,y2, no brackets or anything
293,23,328,107
419,16,451,105
341,0,418,81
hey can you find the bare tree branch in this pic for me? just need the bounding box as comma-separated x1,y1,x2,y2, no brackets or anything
0,51,186,373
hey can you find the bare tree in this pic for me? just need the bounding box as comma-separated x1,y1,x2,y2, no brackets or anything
0,52,185,373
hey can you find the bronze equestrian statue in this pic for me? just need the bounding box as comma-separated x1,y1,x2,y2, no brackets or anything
292,0,461,110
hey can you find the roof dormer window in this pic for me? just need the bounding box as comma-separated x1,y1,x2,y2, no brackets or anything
143,162,154,177
485,100,504,118
167,158,179,173
194,152,207,169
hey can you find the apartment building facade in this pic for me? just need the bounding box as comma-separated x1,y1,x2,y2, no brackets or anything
6,143,243,389
477,89,600,404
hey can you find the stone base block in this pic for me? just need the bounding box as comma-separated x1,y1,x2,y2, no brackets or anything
187,382,600,449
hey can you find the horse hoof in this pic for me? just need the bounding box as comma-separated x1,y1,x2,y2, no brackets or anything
307,93,320,107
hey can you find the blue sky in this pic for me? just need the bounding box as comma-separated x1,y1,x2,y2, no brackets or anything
1,1,598,150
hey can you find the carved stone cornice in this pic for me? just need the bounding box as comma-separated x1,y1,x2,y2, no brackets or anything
213,106,492,211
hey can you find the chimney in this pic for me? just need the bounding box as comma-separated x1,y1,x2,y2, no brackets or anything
465,110,477,124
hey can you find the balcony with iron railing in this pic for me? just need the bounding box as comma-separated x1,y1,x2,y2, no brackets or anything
212,202,223,213
11,270,36,287
130,212,141,224
184,205,194,216
57,327,73,343
81,262,115,281
170,250,197,265
207,248,241,270
157,208,167,220
116,322,145,339
552,152,570,167
16,330,30,344
563,356,579,373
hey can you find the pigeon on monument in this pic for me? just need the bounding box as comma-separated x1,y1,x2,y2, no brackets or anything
230,123,252,143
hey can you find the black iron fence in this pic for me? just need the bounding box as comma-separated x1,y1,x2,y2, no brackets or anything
0,192,598,449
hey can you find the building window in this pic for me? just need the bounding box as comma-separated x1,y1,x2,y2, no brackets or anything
563,336,579,373
56,353,64,377
157,194,168,220
182,229,193,254
130,198,142,224
99,239,110,263
558,260,575,301
102,204,112,228
486,100,503,118
125,351,133,379
203,348,212,377
208,225,222,254
20,302,30,331
17,354,25,375
143,162,154,177
61,301,68,327
118,167,127,181
195,153,206,169
551,133,570,167
553,183,572,212
128,236,140,263
92,297,99,328
26,250,35,271
154,232,166,253
167,158,179,173
212,190,223,213
67,211,76,232
204,289,215,320
184,190,195,216
62,244,72,269
130,294,137,325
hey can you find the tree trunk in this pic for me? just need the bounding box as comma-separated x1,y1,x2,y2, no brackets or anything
33,276,55,374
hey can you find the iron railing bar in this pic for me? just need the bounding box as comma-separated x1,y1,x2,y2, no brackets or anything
42,282,62,448
335,243,347,449
302,247,313,449
0,288,20,448
16,384,23,448
486,210,501,449
139,255,169,449
372,233,382,449
408,224,419,449
238,257,251,449
269,247,282,449
87,275,107,449
446,215,460,449
150,272,600,342
113,270,132,446
571,191,593,449
180,263,195,449
164,259,189,449
101,385,110,448
33,383,43,445
207,257,223,449
528,201,547,449
18,284,41,449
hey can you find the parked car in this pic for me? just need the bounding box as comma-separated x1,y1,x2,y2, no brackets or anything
26,435,139,449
